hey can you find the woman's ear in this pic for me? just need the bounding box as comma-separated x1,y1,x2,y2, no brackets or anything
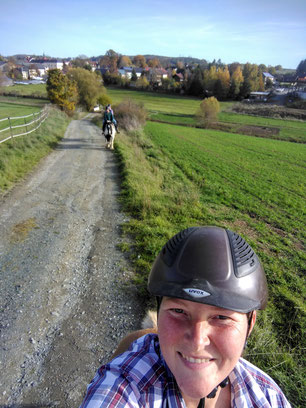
247,310,257,337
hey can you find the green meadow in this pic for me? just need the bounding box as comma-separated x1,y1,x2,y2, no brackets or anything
0,100,46,132
0,83,48,98
107,87,306,143
111,88,305,407
107,87,202,114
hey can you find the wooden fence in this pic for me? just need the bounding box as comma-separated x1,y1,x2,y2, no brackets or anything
0,106,49,144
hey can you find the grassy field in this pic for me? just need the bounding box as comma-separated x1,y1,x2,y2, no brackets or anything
107,87,306,143
0,83,48,98
0,106,70,192
110,89,305,406
0,95,48,108
0,99,45,125
107,87,202,114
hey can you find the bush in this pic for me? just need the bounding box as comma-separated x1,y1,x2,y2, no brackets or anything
196,96,220,127
286,98,306,110
114,99,147,131
97,93,112,108
135,77,150,90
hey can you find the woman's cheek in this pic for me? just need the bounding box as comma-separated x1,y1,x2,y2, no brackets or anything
158,315,184,341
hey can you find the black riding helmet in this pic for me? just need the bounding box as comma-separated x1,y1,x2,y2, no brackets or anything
148,226,268,313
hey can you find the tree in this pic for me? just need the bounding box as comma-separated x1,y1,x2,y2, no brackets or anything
188,66,204,96
258,64,267,72
8,68,23,80
228,62,241,76
99,55,110,68
133,55,147,68
135,76,149,89
118,55,132,67
149,69,158,88
258,74,265,91
296,59,306,77
267,65,276,76
71,57,90,69
131,68,137,82
160,77,172,91
99,50,119,72
96,93,112,107
239,78,252,99
215,66,230,100
106,50,119,73
46,69,78,115
197,96,220,127
105,49,118,58
67,67,107,111
242,63,261,91
148,58,160,68
204,65,218,93
229,66,244,99
265,78,273,89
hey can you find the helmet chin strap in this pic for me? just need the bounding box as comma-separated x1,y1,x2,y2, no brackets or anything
197,377,229,408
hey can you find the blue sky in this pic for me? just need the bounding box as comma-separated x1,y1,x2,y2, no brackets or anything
1,0,305,69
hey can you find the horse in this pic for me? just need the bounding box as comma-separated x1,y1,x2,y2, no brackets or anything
103,120,116,150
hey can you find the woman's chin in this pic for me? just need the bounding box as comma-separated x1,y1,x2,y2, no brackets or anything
178,380,216,402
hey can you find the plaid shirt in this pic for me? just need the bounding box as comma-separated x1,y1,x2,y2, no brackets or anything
80,334,291,408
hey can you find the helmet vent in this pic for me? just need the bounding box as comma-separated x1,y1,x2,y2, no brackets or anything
227,230,258,277
162,227,199,266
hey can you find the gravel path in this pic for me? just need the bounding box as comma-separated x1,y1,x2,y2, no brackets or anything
0,115,146,407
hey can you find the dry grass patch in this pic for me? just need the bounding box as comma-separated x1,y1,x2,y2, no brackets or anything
10,218,38,243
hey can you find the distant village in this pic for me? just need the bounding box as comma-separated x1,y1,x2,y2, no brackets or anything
0,53,305,102
1,54,192,85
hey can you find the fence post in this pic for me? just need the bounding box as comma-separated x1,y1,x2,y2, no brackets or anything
8,117,14,143
24,117,28,137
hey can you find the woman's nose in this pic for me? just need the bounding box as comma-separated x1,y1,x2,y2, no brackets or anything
186,321,210,349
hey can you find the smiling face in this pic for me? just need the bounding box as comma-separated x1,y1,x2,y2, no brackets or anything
157,297,255,405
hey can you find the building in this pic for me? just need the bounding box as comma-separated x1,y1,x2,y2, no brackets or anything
30,58,64,71
144,67,169,85
118,67,143,79
249,91,270,102
262,72,275,84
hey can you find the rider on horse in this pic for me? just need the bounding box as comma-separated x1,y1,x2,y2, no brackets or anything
102,104,119,133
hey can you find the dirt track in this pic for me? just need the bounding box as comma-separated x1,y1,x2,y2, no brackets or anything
0,115,145,407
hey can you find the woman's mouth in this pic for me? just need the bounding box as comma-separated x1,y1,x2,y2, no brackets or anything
180,352,212,364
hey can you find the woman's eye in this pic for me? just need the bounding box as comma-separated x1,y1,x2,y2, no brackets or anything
216,315,230,320
172,308,184,314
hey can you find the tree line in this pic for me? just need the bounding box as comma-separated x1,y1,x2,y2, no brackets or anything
89,50,305,100
99,60,268,100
